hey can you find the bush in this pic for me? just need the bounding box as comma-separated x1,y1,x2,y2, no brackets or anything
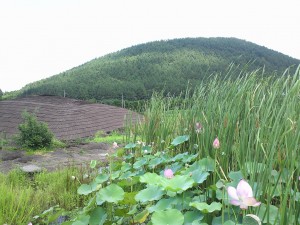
18,111,54,149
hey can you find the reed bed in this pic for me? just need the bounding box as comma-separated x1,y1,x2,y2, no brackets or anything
126,67,300,224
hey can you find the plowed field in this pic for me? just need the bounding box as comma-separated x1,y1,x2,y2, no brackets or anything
0,95,140,140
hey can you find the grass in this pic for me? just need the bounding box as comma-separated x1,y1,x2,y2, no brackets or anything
87,130,125,144
0,167,90,225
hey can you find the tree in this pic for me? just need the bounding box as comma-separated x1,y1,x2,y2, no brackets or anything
0,88,3,100
18,111,54,149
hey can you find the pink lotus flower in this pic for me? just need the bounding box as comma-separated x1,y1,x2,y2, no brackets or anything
164,169,174,179
213,137,220,149
227,179,261,209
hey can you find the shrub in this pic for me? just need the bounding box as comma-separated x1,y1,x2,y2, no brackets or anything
18,111,54,149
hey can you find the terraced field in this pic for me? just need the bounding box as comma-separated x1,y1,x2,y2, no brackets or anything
0,95,140,140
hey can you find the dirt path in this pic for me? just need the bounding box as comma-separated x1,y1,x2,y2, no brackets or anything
0,142,111,174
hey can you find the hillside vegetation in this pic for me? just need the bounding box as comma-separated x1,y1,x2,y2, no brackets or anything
19,37,299,104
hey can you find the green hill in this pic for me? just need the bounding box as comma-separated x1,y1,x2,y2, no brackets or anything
19,37,300,104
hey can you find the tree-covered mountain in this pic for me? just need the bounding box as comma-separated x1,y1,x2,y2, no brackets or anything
19,37,300,104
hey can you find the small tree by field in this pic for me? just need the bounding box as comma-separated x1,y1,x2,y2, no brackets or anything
18,111,54,149
0,88,3,100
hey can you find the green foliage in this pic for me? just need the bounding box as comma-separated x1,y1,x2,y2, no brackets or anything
17,111,54,149
88,130,124,144
189,202,222,214
17,38,300,106
151,209,184,225
70,131,289,224
0,167,86,225
1,89,20,100
97,184,125,203
0,132,8,150
3,67,299,224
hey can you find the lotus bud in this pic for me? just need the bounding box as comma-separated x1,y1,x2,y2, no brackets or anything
213,137,220,149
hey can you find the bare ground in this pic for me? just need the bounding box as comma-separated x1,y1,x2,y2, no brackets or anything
0,142,111,174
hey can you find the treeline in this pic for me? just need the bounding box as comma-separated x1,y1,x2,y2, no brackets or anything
18,37,300,105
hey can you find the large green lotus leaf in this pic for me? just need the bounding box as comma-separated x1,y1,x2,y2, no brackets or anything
123,153,134,160
166,190,177,197
142,145,152,153
95,174,109,184
125,143,137,149
228,170,244,182
89,207,107,225
97,184,124,203
170,162,184,173
171,152,188,162
223,221,237,225
133,209,149,223
197,157,215,172
161,175,194,192
185,158,215,175
119,170,138,180
72,215,90,225
212,214,242,225
119,191,138,205
182,153,198,163
184,210,204,225
257,203,278,224
216,189,229,203
77,184,93,195
242,214,262,225
189,202,222,214
111,170,120,180
96,193,105,205
151,209,184,225
171,135,190,146
148,198,176,213
192,171,210,184
148,157,164,169
140,172,163,185
295,191,300,202
133,157,148,169
118,176,140,187
127,204,138,215
160,153,172,162
135,185,164,203
121,162,132,172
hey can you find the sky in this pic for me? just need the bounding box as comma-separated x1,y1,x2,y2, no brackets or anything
1,0,300,92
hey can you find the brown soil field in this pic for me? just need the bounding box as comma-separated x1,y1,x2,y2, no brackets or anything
0,142,112,173
0,95,140,140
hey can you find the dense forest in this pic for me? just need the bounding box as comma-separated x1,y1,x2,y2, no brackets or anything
17,37,300,105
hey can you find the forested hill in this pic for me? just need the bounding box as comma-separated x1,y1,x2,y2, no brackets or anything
19,37,300,103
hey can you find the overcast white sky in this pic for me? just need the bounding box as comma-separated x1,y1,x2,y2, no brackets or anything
1,0,300,92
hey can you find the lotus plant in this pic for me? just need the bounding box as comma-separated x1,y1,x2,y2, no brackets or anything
227,179,261,209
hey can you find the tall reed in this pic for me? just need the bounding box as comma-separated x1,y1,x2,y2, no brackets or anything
126,67,300,224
